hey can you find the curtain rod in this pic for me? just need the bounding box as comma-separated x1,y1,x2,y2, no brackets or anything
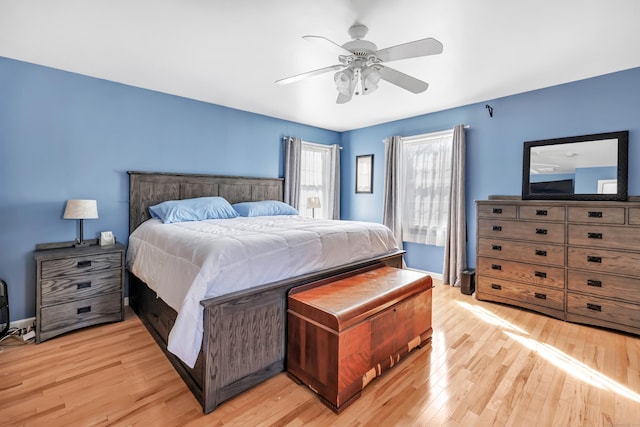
396,125,469,142
284,137,343,149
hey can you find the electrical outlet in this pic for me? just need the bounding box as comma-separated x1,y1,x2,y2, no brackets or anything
22,330,36,341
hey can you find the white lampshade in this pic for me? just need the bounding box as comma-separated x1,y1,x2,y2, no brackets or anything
63,200,99,219
307,197,321,209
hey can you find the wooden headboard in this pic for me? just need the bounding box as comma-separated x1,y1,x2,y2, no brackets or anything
128,171,284,234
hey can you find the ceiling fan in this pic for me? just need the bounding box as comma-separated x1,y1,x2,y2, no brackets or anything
276,24,443,104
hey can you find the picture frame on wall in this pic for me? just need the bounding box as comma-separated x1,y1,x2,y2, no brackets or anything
355,154,373,193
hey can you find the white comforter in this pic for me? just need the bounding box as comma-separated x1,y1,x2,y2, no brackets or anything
126,215,399,367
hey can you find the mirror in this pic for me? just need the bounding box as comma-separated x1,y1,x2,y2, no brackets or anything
522,131,628,200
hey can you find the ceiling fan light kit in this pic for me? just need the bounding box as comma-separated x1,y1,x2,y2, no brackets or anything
276,24,443,104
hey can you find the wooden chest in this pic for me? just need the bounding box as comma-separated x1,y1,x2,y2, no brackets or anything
287,266,433,413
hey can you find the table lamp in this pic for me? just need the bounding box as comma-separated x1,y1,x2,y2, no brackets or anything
307,197,321,218
63,199,99,247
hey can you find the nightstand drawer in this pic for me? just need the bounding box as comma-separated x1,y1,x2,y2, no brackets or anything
41,270,122,306
41,252,122,279
39,293,122,340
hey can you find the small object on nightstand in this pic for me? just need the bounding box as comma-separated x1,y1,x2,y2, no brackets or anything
100,231,115,246
34,243,126,343
63,199,99,247
306,196,321,218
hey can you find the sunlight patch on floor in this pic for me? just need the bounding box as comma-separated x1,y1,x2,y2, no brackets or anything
455,300,528,334
505,331,640,403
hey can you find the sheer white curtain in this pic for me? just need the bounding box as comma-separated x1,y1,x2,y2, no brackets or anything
401,130,454,246
287,139,340,219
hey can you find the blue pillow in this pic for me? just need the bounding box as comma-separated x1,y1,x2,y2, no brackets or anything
232,200,298,217
149,196,239,223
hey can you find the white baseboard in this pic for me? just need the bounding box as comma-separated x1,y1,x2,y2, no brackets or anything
406,267,443,282
10,317,36,330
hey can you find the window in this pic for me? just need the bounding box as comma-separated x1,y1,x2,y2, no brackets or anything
400,130,454,246
299,142,335,219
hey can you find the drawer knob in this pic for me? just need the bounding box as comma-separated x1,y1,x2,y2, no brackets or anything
587,232,603,239
587,279,602,287
534,271,547,278
536,209,548,216
588,211,603,218
77,306,91,314
535,249,547,257
587,256,602,263
77,281,92,290
492,225,503,232
491,283,502,290
492,208,503,214
535,228,548,235
77,260,92,268
491,244,502,251
534,292,547,300
587,303,602,312
491,264,502,271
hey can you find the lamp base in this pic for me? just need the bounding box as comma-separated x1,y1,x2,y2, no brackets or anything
72,240,91,248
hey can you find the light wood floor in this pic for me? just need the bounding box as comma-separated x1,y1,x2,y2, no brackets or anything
2,282,639,426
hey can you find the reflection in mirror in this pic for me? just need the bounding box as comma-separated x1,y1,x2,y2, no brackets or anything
522,131,628,201
529,139,618,194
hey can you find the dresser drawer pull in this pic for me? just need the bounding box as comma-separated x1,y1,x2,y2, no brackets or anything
588,211,603,218
536,209,548,216
587,256,602,263
491,244,502,251
77,260,92,268
77,281,92,290
534,292,547,300
587,303,602,312
492,208,503,214
535,249,547,257
534,271,547,278
77,306,91,315
587,279,602,287
491,283,502,290
491,264,502,271
492,225,502,232
587,232,603,239
535,228,548,235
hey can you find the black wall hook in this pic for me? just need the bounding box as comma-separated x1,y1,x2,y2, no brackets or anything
485,104,494,117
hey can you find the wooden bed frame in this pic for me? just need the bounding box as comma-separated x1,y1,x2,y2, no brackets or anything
127,171,405,413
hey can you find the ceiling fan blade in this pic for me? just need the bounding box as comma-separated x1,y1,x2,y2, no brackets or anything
303,35,352,56
375,38,443,62
275,64,342,85
379,66,429,94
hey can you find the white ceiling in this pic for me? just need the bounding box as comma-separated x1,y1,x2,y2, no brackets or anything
1,0,639,132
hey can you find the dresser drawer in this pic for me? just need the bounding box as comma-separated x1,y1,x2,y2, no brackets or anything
567,293,640,330
629,208,640,225
41,270,122,306
478,219,565,244
40,293,122,340
567,270,640,304
519,205,565,222
568,224,640,251
41,253,122,279
568,247,640,276
567,207,624,224
477,276,564,311
477,238,564,266
477,257,565,289
477,204,517,219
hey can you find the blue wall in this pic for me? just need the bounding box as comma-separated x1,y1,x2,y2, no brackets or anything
0,57,340,321
340,67,640,272
2,55,639,322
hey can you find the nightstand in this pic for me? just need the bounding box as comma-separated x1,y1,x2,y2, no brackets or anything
34,243,126,343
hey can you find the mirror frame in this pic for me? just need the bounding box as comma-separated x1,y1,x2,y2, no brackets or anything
522,130,629,201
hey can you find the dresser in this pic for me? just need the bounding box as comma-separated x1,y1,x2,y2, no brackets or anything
476,198,640,335
34,243,126,342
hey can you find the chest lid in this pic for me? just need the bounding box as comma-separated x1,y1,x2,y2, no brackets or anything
288,266,432,332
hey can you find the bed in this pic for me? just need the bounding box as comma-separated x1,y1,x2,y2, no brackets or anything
126,171,405,413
